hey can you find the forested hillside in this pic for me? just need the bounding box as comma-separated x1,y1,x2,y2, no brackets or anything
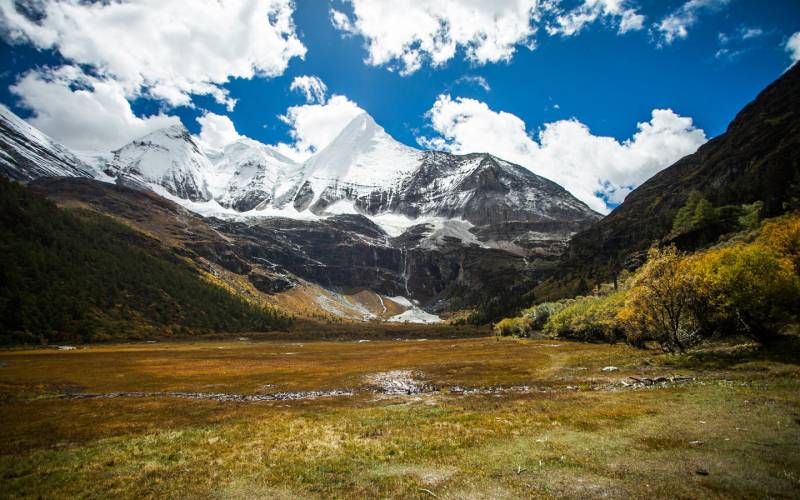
0,177,290,344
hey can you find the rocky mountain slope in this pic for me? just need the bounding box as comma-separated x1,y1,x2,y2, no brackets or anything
556,63,800,288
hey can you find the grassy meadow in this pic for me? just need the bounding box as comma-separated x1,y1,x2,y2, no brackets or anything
1,335,799,498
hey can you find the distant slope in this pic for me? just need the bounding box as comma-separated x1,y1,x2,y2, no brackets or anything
559,64,800,285
0,177,290,344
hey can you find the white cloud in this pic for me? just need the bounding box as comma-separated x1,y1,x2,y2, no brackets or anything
196,112,242,150
654,0,730,46
272,94,364,161
786,32,800,65
456,75,491,92
10,66,179,152
330,1,646,74
419,95,707,213
740,27,764,40
547,0,645,37
330,0,541,75
715,26,768,63
0,0,306,110
714,47,743,62
290,75,329,104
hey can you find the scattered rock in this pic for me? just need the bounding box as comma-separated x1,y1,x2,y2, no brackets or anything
602,366,619,372
65,389,354,402
695,468,709,476
365,370,436,395
55,345,76,350
625,375,695,387
689,440,705,446
238,337,250,341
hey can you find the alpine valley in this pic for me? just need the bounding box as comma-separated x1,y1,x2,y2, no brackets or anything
0,104,600,325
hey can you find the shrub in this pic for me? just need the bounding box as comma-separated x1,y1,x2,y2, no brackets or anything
544,292,626,343
493,316,531,337
524,302,567,331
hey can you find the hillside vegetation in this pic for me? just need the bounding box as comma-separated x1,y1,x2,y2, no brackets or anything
0,177,290,344
497,211,800,351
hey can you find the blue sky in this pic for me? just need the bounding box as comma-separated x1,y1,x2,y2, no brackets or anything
1,0,799,211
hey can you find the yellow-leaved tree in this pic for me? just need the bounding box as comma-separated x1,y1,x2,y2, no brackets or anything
620,246,699,352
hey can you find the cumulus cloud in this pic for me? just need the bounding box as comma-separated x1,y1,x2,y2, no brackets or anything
786,32,800,65
653,0,730,46
272,95,364,161
10,66,179,152
196,113,242,150
0,0,306,109
290,75,329,104
419,95,707,213
330,1,645,74
330,0,541,75
547,0,645,37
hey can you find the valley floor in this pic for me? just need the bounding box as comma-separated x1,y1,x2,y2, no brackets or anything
0,335,799,498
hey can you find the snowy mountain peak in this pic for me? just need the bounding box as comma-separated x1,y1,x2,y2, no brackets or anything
127,123,197,151
0,104,97,181
320,111,419,160
107,123,211,201
222,136,297,166
211,135,302,211
285,112,424,212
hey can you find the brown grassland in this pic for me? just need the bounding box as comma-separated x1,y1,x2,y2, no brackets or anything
1,330,799,498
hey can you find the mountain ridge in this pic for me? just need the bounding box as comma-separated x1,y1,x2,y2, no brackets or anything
552,63,800,292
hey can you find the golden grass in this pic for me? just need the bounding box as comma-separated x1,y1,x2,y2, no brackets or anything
1,337,799,498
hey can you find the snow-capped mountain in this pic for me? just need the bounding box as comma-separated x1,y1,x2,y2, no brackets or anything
102,124,212,202
0,104,97,181
210,137,301,211
0,105,600,255
278,113,423,212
